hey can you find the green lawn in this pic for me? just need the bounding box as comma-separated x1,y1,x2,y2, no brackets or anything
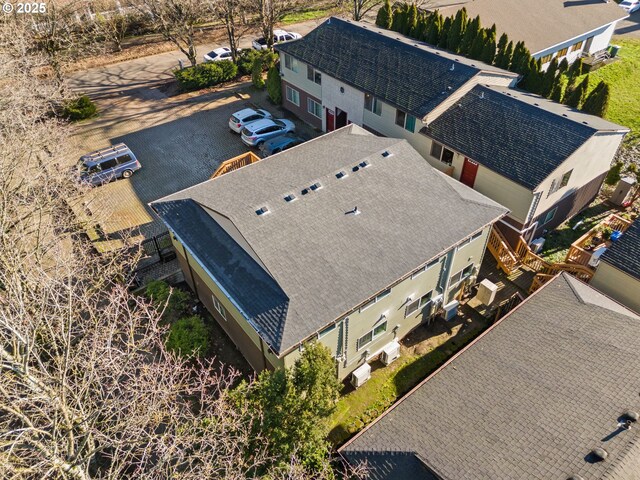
581,38,640,145
328,319,487,446
281,8,334,24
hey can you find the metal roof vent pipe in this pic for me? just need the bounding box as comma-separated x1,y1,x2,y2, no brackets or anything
590,448,608,462
346,206,360,216
622,411,639,422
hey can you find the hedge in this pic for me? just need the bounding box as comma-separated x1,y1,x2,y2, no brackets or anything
174,60,238,92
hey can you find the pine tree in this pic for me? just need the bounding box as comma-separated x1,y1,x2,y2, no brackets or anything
549,74,568,103
581,80,610,117
469,29,486,60
567,58,584,84
426,12,443,45
447,7,468,52
438,16,452,48
480,27,496,64
413,11,427,40
407,3,418,36
494,33,509,67
376,0,393,29
510,42,531,75
521,57,543,94
391,4,405,32
499,40,514,69
565,75,589,108
459,15,480,55
557,57,569,76
540,57,558,98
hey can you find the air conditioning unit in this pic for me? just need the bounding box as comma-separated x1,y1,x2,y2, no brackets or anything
381,340,401,366
350,363,371,388
476,278,498,305
443,300,459,321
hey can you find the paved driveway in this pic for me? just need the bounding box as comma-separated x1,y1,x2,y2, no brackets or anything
615,9,640,38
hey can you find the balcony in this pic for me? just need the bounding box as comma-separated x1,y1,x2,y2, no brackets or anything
565,213,633,267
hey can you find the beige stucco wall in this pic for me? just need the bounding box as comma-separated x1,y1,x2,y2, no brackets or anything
532,132,625,219
590,262,640,314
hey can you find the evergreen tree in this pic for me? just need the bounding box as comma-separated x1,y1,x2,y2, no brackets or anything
266,65,282,104
549,74,568,103
540,57,558,98
469,28,486,60
251,56,265,90
413,11,428,40
459,15,480,55
511,42,532,75
581,80,610,117
565,75,589,108
494,33,509,67
480,27,496,64
557,57,569,76
447,7,468,52
438,16,452,48
391,4,405,32
521,57,543,94
567,58,584,84
500,40,514,69
376,0,393,29
406,3,418,36
426,12,443,45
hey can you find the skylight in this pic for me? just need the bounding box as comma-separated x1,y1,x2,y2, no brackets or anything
284,194,296,202
336,171,348,179
255,206,269,216
310,182,322,191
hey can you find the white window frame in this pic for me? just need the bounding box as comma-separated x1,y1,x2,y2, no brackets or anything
284,53,298,72
450,263,474,287
404,290,433,318
356,321,388,351
212,295,227,320
364,93,382,116
306,65,321,85
307,98,322,118
543,207,557,225
430,141,454,166
285,85,300,106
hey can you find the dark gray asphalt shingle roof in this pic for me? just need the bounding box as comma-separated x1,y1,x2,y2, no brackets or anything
600,219,640,281
341,273,640,480
152,199,289,349
152,126,507,355
276,18,481,119
423,85,598,190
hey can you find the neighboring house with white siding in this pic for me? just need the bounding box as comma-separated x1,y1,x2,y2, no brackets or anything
150,126,508,379
277,18,629,245
433,0,628,67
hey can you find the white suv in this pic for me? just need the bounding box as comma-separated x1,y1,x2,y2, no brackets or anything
229,108,273,133
252,30,302,50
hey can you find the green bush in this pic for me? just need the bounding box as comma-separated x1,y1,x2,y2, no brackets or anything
166,316,209,357
251,56,265,90
266,65,282,104
236,49,276,77
173,60,238,91
145,280,189,318
61,95,97,121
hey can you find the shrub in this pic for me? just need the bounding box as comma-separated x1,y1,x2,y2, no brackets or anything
166,316,209,357
236,49,276,76
266,65,282,104
173,60,238,91
61,95,97,121
581,80,610,118
376,0,393,29
145,280,189,318
605,161,624,186
251,56,265,89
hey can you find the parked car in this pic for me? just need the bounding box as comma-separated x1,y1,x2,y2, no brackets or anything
259,134,305,157
619,0,640,12
203,47,234,63
229,108,273,133
252,30,302,50
78,143,141,186
241,118,296,147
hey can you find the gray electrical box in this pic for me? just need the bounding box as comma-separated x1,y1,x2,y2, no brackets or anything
610,176,636,206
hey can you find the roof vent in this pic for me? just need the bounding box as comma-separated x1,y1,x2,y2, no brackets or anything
582,121,589,125
359,160,370,168
301,188,309,195
480,91,485,99
590,448,608,461
562,113,568,117
534,103,539,106
284,194,296,202
450,63,455,71
447,86,452,91
336,171,348,179
622,411,639,422
346,206,360,215
352,165,360,172
381,151,391,158
310,182,322,191
255,206,269,216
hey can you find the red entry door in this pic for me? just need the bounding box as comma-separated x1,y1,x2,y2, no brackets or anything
460,158,479,188
326,109,335,132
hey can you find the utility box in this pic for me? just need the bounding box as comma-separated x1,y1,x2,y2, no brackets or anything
610,177,636,206
476,279,498,305
442,300,459,321
350,363,371,388
530,237,546,254
381,340,400,366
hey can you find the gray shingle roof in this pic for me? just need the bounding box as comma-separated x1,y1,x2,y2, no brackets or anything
277,18,494,119
423,85,599,190
341,273,640,480
600,219,640,281
152,126,507,354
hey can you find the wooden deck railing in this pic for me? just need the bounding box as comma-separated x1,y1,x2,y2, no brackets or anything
565,213,633,267
515,236,594,285
486,226,519,275
529,273,555,293
211,151,261,178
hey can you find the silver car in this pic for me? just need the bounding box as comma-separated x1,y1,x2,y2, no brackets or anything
228,108,273,133
240,118,296,147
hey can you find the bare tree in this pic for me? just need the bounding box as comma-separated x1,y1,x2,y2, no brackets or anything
140,0,209,67
249,0,299,49
350,0,382,22
207,0,251,62
90,0,137,52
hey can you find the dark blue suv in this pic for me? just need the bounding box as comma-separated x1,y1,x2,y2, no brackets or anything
78,143,141,186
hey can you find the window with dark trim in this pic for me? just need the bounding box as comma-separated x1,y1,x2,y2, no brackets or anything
543,207,557,225
364,93,382,115
306,65,321,85
405,291,433,318
356,321,388,350
359,288,391,312
395,109,416,133
560,169,572,188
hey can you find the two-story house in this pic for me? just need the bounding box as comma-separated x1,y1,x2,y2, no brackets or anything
434,0,628,67
590,219,640,313
151,125,508,379
277,18,628,245
341,272,640,479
